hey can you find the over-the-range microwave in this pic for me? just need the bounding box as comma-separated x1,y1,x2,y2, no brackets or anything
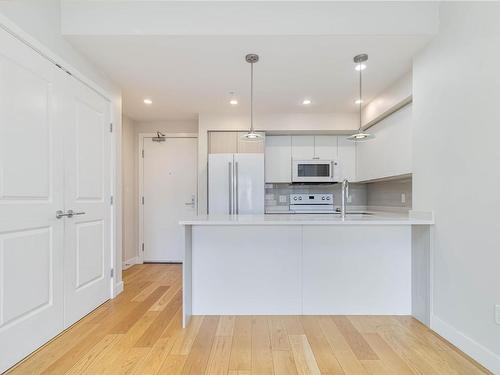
292,159,339,183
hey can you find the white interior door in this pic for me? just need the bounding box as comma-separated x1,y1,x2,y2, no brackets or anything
61,77,111,327
0,29,64,373
143,137,197,262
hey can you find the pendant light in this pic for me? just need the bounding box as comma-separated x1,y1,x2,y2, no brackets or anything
347,53,374,141
241,54,263,141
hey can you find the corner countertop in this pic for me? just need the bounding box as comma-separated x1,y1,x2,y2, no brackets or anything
180,211,434,226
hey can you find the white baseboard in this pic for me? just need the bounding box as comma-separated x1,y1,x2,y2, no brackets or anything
431,315,500,374
113,281,124,298
122,256,139,270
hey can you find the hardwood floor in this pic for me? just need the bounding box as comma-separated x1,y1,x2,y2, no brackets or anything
6,264,491,375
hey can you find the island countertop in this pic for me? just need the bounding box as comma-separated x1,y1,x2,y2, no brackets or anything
180,210,434,226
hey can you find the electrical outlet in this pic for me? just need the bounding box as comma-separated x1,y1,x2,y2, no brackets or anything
401,193,406,203
495,305,500,325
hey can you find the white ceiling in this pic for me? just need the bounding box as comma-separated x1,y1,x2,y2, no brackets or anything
68,34,432,121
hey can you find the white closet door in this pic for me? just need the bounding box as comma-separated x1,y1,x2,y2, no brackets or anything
61,77,111,327
0,29,64,373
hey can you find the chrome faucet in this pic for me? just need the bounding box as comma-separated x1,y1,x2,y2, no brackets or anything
341,178,349,219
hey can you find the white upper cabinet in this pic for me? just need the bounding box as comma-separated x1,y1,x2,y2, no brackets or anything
314,135,338,160
291,135,338,160
265,135,292,183
337,136,356,181
291,135,315,159
266,134,356,183
356,104,412,181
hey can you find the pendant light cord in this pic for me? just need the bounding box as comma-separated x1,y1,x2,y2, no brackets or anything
250,61,254,133
359,63,362,132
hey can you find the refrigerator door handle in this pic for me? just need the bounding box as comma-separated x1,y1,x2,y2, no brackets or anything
228,162,232,214
235,161,239,214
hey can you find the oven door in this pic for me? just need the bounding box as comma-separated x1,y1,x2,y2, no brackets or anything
292,160,337,182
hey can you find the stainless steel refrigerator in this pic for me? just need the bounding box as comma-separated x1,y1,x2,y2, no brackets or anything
208,153,264,214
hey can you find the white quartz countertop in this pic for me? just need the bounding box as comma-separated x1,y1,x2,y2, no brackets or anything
180,211,434,226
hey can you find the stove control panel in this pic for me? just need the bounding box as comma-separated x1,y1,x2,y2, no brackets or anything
289,194,333,205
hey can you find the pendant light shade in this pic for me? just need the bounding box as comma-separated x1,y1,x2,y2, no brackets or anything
347,53,375,142
241,54,263,141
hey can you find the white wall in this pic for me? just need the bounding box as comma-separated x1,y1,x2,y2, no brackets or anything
0,0,124,293
197,112,357,214
122,115,137,266
413,3,500,372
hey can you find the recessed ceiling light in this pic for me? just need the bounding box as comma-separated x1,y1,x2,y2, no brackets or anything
355,63,367,71
355,99,364,104
230,99,238,105
302,99,312,105
143,98,152,105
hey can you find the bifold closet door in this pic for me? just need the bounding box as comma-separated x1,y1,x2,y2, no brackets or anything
61,75,111,328
0,29,65,373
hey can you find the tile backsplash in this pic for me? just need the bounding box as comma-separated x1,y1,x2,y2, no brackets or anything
265,176,412,212
366,177,412,212
265,183,368,211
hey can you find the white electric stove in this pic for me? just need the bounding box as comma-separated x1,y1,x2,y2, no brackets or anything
289,193,335,213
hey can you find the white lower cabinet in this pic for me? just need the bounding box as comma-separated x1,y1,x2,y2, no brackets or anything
189,225,412,315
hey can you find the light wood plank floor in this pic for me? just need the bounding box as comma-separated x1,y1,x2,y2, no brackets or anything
6,264,491,375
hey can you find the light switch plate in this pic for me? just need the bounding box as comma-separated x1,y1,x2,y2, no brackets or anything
279,195,288,203
495,305,500,325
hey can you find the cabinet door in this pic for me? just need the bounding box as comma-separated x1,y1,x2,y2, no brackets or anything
314,136,338,159
291,135,314,159
337,136,356,181
237,131,265,153
265,136,292,183
356,104,412,181
209,132,238,154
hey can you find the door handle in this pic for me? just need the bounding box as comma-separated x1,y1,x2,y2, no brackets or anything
228,162,232,214
67,210,85,218
184,195,195,207
56,210,86,219
235,161,239,214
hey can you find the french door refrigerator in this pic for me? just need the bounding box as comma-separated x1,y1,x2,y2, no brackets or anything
208,153,264,214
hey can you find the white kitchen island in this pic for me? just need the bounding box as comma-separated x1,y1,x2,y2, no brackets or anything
180,212,434,328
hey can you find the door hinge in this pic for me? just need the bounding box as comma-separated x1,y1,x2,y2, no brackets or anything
109,123,113,132
142,243,144,252
142,149,144,158
110,268,114,278
142,196,144,205
110,195,114,205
